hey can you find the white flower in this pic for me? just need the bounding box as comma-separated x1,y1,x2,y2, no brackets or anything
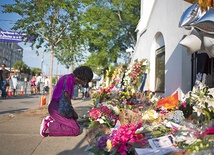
151,95,159,102
135,127,144,134
112,106,120,115
193,106,202,117
207,99,214,108
142,113,150,120
142,110,159,120
97,118,104,124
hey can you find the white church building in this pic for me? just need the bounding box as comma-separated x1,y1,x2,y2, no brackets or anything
131,0,214,98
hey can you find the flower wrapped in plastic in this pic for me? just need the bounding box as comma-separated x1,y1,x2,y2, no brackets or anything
107,122,147,155
125,59,149,87
88,104,118,128
91,86,114,106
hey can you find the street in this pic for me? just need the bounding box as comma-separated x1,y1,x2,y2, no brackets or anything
0,94,93,155
0,95,42,117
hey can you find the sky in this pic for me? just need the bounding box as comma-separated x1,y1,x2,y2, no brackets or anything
0,0,70,75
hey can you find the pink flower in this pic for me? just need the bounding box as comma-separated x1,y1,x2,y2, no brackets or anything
88,108,101,120
131,73,136,78
109,123,146,154
100,105,112,116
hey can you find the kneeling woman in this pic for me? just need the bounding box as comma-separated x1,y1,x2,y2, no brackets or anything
40,66,93,137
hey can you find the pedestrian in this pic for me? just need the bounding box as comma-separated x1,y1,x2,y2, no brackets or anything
30,75,36,94
81,83,89,99
40,66,93,137
0,64,10,99
88,81,93,97
35,73,42,94
72,83,78,100
11,72,19,96
43,76,50,95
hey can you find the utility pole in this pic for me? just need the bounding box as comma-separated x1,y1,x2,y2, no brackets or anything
10,43,14,72
41,51,44,74
1,43,5,64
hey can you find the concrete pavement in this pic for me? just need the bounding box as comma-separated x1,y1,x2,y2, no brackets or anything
0,95,93,155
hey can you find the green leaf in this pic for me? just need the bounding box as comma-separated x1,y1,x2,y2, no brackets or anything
88,146,105,155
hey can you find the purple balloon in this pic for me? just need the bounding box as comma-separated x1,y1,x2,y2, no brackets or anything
193,8,214,34
179,3,202,29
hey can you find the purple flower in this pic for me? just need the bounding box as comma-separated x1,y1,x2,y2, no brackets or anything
96,136,109,149
181,103,187,108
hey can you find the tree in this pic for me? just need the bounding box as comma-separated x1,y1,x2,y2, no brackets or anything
2,0,141,100
2,0,84,101
31,67,42,75
13,60,29,73
81,0,140,66
84,53,105,74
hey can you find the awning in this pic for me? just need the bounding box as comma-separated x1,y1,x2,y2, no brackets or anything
92,73,101,81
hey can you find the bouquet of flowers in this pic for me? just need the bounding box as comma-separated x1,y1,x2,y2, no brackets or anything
181,82,214,123
89,122,147,155
126,59,149,87
88,104,118,128
91,86,114,105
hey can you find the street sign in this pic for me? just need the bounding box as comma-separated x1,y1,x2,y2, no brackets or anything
0,30,33,42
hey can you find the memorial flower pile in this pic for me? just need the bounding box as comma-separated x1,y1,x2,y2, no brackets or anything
85,66,214,155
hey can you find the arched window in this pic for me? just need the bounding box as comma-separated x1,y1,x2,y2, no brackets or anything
155,46,165,93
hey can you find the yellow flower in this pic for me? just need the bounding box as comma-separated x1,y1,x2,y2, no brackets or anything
106,139,112,152
142,110,159,120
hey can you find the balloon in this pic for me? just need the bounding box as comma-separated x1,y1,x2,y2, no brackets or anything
179,28,203,54
203,32,214,57
179,3,202,29
193,8,214,34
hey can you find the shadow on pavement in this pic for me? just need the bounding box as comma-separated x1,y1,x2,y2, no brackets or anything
0,108,29,115
57,128,89,155
0,94,41,101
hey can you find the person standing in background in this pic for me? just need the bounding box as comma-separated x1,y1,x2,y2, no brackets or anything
88,81,93,97
35,73,42,94
11,72,19,96
30,74,36,94
43,76,50,95
81,83,89,99
0,64,10,98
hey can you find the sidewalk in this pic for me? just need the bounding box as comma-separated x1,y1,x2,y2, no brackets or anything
0,95,92,155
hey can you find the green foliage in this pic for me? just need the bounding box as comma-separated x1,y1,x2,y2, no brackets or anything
2,0,84,66
2,0,141,73
52,76,58,85
30,67,41,75
178,100,193,118
88,146,105,155
13,60,30,74
82,0,140,66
